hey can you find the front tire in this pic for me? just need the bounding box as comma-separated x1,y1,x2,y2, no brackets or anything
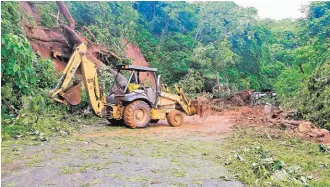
123,100,150,128
167,110,184,127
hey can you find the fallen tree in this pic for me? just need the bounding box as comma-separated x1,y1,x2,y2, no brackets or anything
20,1,127,86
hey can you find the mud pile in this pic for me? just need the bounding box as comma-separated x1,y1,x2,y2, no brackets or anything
226,105,330,145
211,90,253,112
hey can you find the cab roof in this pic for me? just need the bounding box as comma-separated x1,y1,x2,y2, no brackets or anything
116,65,157,72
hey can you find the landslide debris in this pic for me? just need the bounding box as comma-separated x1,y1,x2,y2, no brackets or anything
209,90,330,144
20,2,121,72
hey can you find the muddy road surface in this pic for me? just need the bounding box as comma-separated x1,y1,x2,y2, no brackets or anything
2,110,246,187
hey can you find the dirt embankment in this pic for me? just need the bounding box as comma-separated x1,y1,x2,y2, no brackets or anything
21,2,155,86
122,39,156,85
20,2,119,73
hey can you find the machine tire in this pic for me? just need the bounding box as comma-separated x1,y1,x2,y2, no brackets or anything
123,100,150,128
167,110,184,127
150,119,160,123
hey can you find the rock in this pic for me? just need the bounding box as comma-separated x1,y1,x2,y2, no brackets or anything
287,166,301,174
298,122,313,133
234,153,244,161
264,103,273,118
271,169,289,182
39,136,48,141
60,130,69,136
300,176,308,185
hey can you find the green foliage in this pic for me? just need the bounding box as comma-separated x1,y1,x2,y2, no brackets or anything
34,2,58,27
271,2,330,128
221,128,330,186
66,2,139,56
0,32,72,140
2,34,36,95
178,69,204,93
1,2,76,140
1,33,59,106
1,2,23,34
274,67,305,100
298,62,330,129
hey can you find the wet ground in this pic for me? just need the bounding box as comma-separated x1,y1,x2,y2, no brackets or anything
2,113,245,187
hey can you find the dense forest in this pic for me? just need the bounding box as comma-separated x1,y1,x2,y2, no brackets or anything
1,1,329,139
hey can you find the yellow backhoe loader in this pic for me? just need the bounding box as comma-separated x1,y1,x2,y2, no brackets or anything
50,43,206,128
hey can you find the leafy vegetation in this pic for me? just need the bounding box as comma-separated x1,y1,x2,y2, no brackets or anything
129,1,330,128
1,1,329,140
220,127,330,186
1,2,81,140
298,62,330,129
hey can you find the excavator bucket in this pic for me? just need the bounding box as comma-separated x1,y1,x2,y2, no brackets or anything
62,82,82,105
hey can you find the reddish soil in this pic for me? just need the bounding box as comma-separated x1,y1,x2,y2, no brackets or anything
123,39,156,86
78,105,330,145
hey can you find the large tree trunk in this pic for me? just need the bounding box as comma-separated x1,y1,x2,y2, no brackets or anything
20,2,119,68
20,1,128,86
56,1,75,29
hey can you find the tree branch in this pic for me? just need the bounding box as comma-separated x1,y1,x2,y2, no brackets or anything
2,99,19,116
27,35,69,46
82,26,97,42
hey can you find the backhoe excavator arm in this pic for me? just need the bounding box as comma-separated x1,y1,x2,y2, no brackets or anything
50,43,106,116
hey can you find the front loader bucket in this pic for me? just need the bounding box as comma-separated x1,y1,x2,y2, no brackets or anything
62,83,82,105
191,97,210,118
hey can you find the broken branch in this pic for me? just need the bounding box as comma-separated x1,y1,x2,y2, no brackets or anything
27,35,69,46
82,26,97,42
2,99,19,116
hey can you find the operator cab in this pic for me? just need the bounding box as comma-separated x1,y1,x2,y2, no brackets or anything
107,65,160,107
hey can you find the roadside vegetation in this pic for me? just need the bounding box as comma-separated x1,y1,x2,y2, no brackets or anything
1,2,96,140
2,2,68,140
221,127,330,187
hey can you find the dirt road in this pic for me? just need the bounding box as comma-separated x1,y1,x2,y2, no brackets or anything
2,111,246,187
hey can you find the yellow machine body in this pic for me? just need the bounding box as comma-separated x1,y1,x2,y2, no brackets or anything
50,43,203,127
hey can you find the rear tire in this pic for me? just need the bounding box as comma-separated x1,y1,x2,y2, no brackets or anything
123,100,150,128
167,110,184,127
